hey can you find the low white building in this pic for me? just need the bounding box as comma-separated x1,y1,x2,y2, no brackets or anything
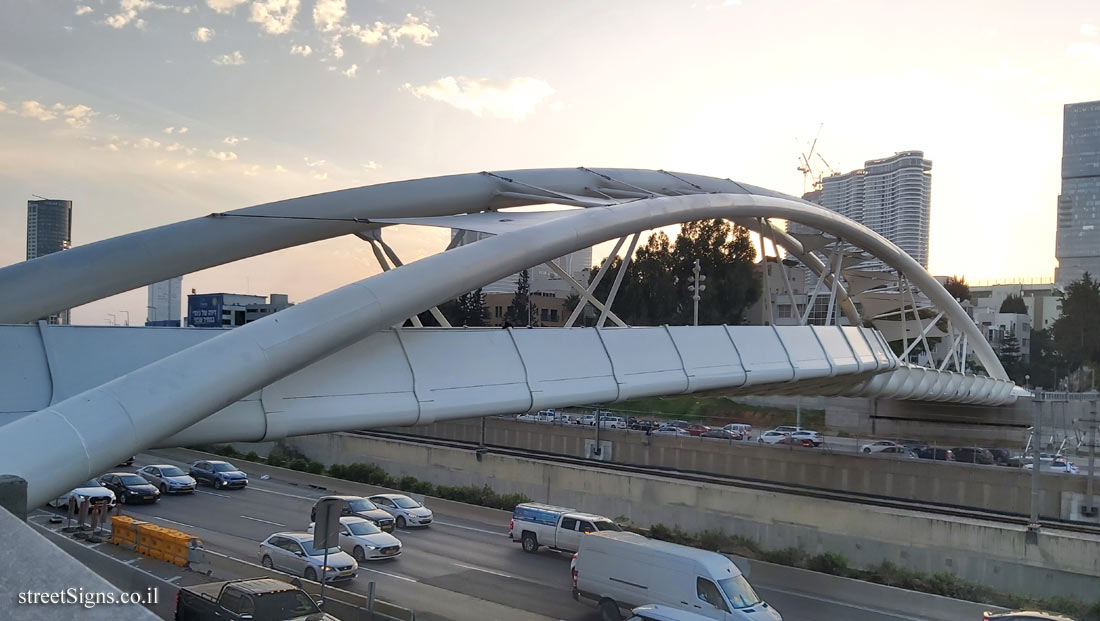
968,282,1061,332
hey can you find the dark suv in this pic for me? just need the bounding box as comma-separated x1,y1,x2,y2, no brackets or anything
915,447,955,461
311,495,396,532
952,447,995,465
987,448,1016,466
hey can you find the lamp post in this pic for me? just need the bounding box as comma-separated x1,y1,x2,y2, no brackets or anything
106,314,116,326
687,259,706,326
120,310,130,326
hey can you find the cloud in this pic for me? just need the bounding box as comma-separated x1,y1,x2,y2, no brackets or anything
61,104,96,128
106,0,171,29
20,101,56,121
388,14,438,47
213,50,246,65
165,142,184,152
163,126,189,134
304,156,325,167
135,136,162,149
273,164,287,173
75,5,93,16
223,135,248,145
192,27,215,42
403,76,555,121
313,0,345,32
341,63,358,78
206,0,247,13
290,43,312,56
362,161,379,171
1067,42,1100,64
243,164,262,176
207,149,238,161
312,171,328,180
249,0,300,35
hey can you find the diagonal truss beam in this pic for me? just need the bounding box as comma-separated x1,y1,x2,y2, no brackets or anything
544,260,628,328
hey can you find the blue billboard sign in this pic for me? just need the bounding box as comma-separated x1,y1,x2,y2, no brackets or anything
187,295,223,328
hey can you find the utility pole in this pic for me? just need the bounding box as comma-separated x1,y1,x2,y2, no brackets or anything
1084,399,1098,519
687,259,706,326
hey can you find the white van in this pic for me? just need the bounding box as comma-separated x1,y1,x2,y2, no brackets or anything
573,531,781,621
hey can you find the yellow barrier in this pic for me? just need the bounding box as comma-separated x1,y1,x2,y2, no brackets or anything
110,515,202,566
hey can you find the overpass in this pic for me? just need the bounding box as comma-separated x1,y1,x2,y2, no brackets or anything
0,168,1018,508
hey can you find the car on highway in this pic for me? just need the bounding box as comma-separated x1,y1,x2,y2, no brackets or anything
369,493,434,528
310,495,396,532
652,425,691,436
579,414,598,426
98,472,160,505
536,409,558,422
599,416,628,429
775,436,815,448
137,464,196,494
189,460,249,489
860,440,904,453
308,516,402,562
258,532,358,583
723,423,752,438
700,429,742,441
516,413,539,423
788,430,822,446
757,430,790,444
50,478,116,509
772,425,802,434
510,502,621,553
915,447,956,461
982,611,1079,620
988,448,1017,466
877,446,919,458
678,423,711,436
1023,458,1080,475
951,447,995,465
629,419,660,432
626,604,721,621
175,577,337,621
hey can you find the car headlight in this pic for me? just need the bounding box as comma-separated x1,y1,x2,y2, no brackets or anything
365,545,377,550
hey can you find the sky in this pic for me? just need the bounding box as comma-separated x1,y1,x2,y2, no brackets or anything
1,0,1098,325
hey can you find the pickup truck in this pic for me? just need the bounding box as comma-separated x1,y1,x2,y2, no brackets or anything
509,502,622,553
175,578,336,621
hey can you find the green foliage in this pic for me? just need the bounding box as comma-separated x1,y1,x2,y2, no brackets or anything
244,451,261,463
998,334,1024,383
760,547,805,567
611,394,825,430
433,484,530,511
327,462,395,487
454,289,489,327
1054,273,1100,373
943,275,971,302
999,293,1028,314
505,269,537,326
805,552,849,576
1025,328,1062,390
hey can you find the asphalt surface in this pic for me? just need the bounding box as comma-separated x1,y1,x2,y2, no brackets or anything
93,451,946,621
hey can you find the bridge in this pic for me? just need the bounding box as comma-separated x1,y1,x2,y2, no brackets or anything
0,168,1018,509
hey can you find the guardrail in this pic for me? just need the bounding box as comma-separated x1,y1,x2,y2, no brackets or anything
109,515,201,567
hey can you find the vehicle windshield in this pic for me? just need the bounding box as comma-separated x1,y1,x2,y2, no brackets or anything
253,590,321,619
393,496,421,509
347,521,382,536
301,540,342,556
81,479,102,488
120,475,147,486
160,466,185,477
212,463,237,472
348,498,377,512
592,519,621,532
718,575,762,609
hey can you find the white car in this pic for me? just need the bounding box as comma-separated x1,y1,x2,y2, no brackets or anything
51,478,116,509
599,416,627,429
579,414,598,426
369,494,434,528
789,430,822,446
1023,459,1080,475
758,430,790,444
259,532,358,583
308,516,402,562
516,413,538,423
137,464,197,493
535,410,557,423
723,423,752,437
652,425,690,436
627,604,724,621
861,441,903,454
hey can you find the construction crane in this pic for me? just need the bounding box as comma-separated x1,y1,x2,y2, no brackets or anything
816,152,840,177
796,123,823,193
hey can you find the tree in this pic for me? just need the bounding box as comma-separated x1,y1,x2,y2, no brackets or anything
456,289,488,326
944,275,970,302
1026,328,1062,390
999,293,1028,314
998,333,1023,383
505,269,538,326
1053,273,1100,372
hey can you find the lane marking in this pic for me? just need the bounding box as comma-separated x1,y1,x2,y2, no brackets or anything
247,486,318,502
198,490,232,499
433,520,508,536
240,515,286,527
166,575,181,584
356,566,417,583
143,516,201,530
452,562,515,579
759,585,928,620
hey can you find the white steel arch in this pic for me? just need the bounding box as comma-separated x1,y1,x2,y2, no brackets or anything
0,170,1015,507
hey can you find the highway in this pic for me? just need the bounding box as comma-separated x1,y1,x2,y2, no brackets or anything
92,450,942,620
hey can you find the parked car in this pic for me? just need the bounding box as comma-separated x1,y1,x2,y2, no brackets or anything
772,426,802,434
510,502,621,553
599,416,628,429
788,430,822,446
630,419,660,432
877,446,919,458
311,495,396,532
175,578,336,621
758,430,790,444
952,447,995,465
982,611,1079,620
579,414,598,426
51,478,116,509
1023,458,1080,475
137,464,196,494
683,423,711,436
723,423,753,438
915,447,956,461
368,493,433,528
701,429,741,441
775,436,815,448
516,413,539,423
987,448,1017,466
626,604,721,621
573,531,782,620
861,440,904,454
115,456,136,467
308,516,402,562
258,532,358,583
557,413,578,425
189,460,248,489
653,425,691,436
536,409,557,422
98,472,159,505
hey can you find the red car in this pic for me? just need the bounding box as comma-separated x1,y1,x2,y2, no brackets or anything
668,421,711,436
776,436,815,448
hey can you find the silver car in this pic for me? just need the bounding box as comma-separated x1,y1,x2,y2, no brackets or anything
137,464,196,494
259,532,358,583
368,494,433,528
308,516,402,562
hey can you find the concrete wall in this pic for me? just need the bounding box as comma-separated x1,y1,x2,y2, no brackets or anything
285,432,1100,600
381,417,1091,520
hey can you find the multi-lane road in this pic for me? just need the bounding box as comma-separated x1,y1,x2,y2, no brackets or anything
81,450,939,621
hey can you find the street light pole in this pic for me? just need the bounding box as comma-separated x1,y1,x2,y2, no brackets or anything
687,259,706,327
120,310,130,326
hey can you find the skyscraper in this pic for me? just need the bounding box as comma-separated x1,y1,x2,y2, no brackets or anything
1055,100,1100,287
146,277,183,327
26,198,73,324
795,151,932,272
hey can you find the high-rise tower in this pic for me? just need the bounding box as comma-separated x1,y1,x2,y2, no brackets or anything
26,198,73,324
1055,100,1100,287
